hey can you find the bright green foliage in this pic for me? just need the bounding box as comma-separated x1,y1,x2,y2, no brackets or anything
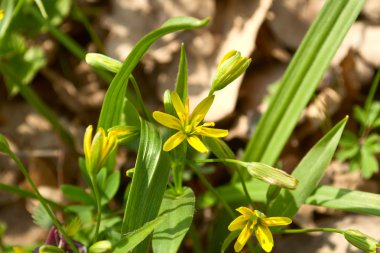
337,101,380,178
32,204,53,228
152,187,195,253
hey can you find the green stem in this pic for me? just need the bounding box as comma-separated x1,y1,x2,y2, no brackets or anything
188,162,235,218
279,228,344,234
195,158,256,207
91,175,102,242
7,151,79,253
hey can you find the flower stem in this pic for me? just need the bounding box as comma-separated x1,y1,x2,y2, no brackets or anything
188,161,235,218
91,175,102,242
278,228,344,234
195,158,256,208
8,152,79,253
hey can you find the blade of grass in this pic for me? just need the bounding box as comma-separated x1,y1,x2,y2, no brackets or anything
175,43,188,102
97,17,209,131
243,0,365,165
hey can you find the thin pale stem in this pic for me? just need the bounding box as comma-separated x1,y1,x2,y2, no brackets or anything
188,162,235,218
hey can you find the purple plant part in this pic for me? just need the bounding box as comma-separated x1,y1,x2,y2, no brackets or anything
33,227,87,253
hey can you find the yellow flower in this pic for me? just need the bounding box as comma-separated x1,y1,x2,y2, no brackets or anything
0,9,4,20
84,125,137,174
153,91,228,153
228,207,292,252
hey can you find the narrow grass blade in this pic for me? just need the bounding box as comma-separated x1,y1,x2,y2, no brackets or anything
98,17,209,131
243,0,365,165
267,117,347,217
114,215,166,253
121,119,170,253
0,0,15,38
152,187,195,253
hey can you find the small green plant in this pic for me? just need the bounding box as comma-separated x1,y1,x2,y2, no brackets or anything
337,71,380,179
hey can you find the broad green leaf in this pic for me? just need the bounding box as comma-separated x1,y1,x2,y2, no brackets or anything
102,170,120,202
243,0,365,165
114,215,166,253
61,184,94,205
98,16,209,131
121,119,170,253
0,32,25,57
152,187,195,253
268,117,347,217
175,43,188,102
306,186,380,216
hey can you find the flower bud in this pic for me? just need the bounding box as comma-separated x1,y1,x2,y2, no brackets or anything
239,161,298,189
344,229,379,253
85,53,122,74
89,240,112,253
210,50,251,94
126,167,135,178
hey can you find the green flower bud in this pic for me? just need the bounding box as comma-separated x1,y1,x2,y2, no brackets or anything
39,245,65,253
344,229,379,253
85,53,122,74
231,160,298,189
210,50,251,95
89,240,112,253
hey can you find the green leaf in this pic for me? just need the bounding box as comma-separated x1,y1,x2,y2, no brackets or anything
38,0,72,26
61,184,94,205
32,204,53,228
175,43,188,102
152,187,195,253
121,119,170,253
98,16,209,131
353,105,366,126
114,215,166,253
360,148,378,179
243,0,365,165
103,170,120,202
306,186,380,216
267,117,347,217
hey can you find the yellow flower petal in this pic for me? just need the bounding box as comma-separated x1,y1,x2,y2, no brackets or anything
263,217,292,227
196,126,228,138
236,207,254,216
234,224,252,252
153,111,182,130
255,224,274,252
84,125,93,160
189,95,214,125
187,135,208,153
163,131,187,151
228,215,248,231
171,91,187,119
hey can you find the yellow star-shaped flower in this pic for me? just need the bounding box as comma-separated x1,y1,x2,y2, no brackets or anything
228,207,292,252
153,91,228,153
